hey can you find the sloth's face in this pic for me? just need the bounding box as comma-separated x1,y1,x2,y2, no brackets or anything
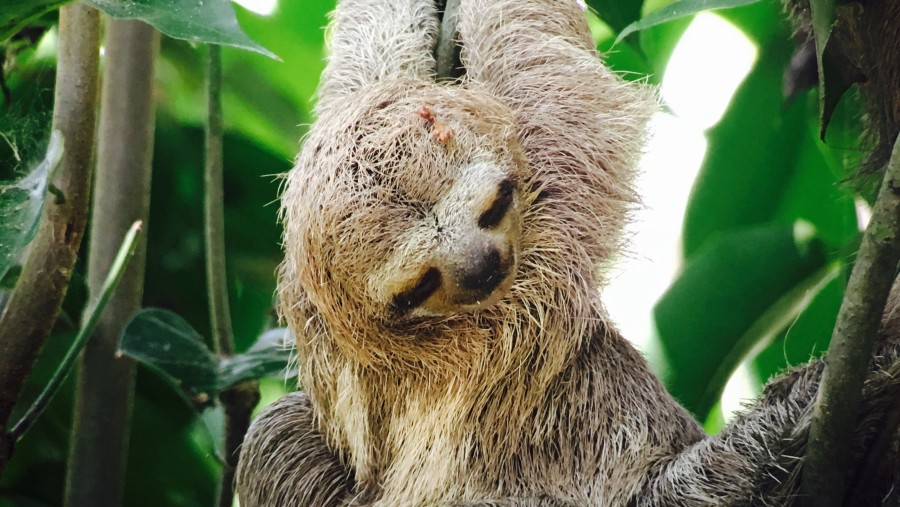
290,84,529,326
367,160,522,318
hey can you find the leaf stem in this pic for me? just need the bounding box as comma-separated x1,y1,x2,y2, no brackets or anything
804,136,900,506
9,221,142,441
204,43,259,507
204,44,234,357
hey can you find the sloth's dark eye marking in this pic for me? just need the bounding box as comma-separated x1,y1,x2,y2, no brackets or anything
391,267,442,312
478,178,516,229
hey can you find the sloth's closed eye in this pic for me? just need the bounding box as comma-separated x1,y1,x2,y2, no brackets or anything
391,267,442,312
478,178,516,229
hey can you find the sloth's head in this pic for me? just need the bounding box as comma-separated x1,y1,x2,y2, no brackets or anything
280,82,535,360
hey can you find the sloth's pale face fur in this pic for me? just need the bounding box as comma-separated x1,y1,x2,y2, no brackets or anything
366,155,521,318
281,82,595,372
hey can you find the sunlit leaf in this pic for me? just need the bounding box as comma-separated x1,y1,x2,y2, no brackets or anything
655,224,830,419
85,0,275,58
0,130,63,282
617,0,762,43
682,42,802,257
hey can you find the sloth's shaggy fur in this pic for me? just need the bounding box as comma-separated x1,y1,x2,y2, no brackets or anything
236,0,900,505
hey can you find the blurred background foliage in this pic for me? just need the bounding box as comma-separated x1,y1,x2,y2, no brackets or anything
0,0,871,504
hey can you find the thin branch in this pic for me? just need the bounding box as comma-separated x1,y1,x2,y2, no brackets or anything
434,0,463,80
205,44,234,357
0,3,99,475
204,43,259,507
10,222,142,441
804,136,900,506
64,19,159,507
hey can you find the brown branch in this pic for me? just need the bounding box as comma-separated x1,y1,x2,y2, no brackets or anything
0,3,99,475
203,44,260,506
63,19,159,506
804,136,900,506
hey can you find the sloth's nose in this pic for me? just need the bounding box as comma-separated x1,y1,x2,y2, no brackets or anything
459,247,504,293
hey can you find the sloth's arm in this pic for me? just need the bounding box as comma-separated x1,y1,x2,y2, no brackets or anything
457,0,653,264
317,0,438,113
236,392,355,507
636,336,900,506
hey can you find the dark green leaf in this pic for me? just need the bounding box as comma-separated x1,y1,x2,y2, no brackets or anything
816,4,865,139
586,0,643,35
84,0,275,58
119,308,220,404
0,0,65,43
654,224,830,419
752,273,843,383
219,328,294,388
616,0,762,43
0,130,62,282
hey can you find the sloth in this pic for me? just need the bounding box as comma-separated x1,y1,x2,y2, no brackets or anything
236,0,900,505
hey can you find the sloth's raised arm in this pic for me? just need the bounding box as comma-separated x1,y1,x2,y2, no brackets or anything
317,0,438,114
457,0,654,268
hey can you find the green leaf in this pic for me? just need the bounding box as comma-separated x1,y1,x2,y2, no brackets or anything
119,308,221,405
682,41,803,258
654,224,830,419
219,328,294,388
84,0,275,58
815,4,865,139
586,0,643,35
0,130,62,282
616,0,762,43
0,0,65,43
120,309,295,407
752,274,843,383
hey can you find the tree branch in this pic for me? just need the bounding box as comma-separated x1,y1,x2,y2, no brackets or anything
63,19,159,506
204,44,261,507
0,3,99,475
804,136,900,506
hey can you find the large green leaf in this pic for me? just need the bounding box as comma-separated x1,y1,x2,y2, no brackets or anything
617,0,762,43
84,0,275,58
681,40,803,258
0,0,64,43
752,274,843,383
0,130,62,282
654,224,830,418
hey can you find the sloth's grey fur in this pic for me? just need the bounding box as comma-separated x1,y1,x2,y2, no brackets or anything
236,0,900,505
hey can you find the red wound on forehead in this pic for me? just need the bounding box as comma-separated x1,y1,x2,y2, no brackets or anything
416,105,454,144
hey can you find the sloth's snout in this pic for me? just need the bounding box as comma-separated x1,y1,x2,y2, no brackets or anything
459,247,505,294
